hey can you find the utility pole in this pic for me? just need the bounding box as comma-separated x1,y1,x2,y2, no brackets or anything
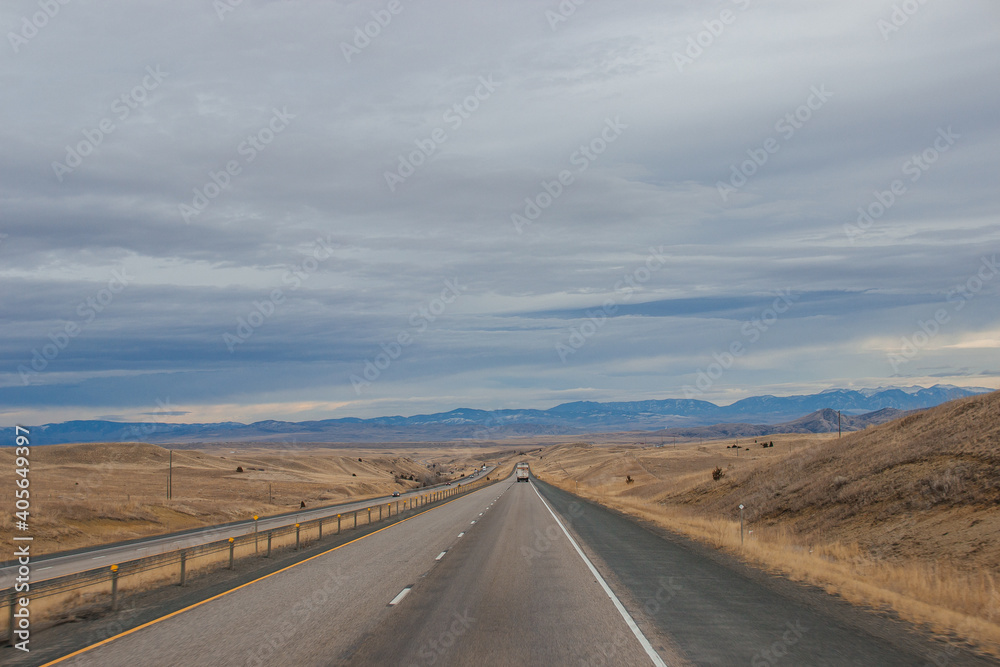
838,410,842,438
167,450,173,499
739,504,745,545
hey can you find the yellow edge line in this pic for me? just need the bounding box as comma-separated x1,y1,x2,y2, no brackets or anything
39,485,487,667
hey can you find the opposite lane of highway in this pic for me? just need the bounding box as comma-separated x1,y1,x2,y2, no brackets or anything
0,468,495,589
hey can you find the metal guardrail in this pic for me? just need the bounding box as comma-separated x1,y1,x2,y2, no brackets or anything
2,474,502,644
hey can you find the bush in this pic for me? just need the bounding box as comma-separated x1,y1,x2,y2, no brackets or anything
712,467,724,481
236,466,244,472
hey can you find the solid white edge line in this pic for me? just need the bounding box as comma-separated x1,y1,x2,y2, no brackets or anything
530,482,668,667
389,587,411,606
436,551,446,561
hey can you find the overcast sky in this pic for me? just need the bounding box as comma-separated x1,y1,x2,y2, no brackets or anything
2,0,998,426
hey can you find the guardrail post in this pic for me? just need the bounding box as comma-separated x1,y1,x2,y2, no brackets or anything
337,514,342,534
367,508,371,525
318,518,323,540
229,538,235,569
179,550,186,586
354,511,358,529
266,531,272,558
379,505,383,521
295,524,301,550
110,565,119,611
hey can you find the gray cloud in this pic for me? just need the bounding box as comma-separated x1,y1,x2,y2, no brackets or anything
1,0,998,424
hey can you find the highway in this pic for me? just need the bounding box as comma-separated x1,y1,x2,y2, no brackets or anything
0,469,493,589
20,475,991,666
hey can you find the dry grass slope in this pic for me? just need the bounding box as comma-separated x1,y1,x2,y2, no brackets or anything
684,390,1000,568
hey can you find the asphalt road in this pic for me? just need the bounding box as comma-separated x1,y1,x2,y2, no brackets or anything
31,475,991,666
0,469,494,589
42,477,663,666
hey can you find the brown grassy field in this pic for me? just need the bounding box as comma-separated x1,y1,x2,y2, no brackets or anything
530,390,1000,655
0,442,514,556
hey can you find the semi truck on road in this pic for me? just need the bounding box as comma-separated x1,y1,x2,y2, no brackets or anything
516,462,529,482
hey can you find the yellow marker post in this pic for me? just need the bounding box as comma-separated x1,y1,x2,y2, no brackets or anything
110,564,119,611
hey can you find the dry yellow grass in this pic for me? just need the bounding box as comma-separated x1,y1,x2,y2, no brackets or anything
531,391,1000,656
0,442,512,555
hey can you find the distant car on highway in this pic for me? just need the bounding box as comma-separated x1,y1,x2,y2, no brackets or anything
392,491,400,497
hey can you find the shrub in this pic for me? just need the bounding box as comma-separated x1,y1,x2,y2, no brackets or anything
712,467,724,481
236,466,244,472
